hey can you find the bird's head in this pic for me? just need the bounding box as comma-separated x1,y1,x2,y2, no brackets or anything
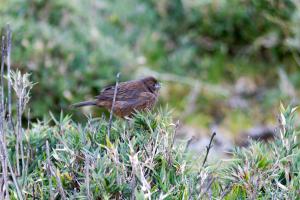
142,76,161,93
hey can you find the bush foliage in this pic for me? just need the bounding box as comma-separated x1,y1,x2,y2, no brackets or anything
0,59,298,199
4,100,300,199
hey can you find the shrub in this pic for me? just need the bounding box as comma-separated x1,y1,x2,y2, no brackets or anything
221,104,300,199
1,61,300,199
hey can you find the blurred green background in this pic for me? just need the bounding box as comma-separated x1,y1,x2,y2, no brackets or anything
1,0,300,139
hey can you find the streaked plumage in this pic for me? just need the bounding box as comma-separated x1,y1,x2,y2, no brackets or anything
72,76,160,117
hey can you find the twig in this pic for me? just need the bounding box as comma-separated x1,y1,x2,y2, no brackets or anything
0,144,9,200
170,120,179,150
167,121,179,167
0,139,23,200
1,35,5,112
220,184,232,199
6,25,21,177
107,72,120,138
198,177,215,199
185,136,195,152
48,151,66,199
32,183,35,200
23,144,30,186
130,175,137,200
27,108,30,129
84,153,92,200
0,177,3,199
0,34,9,200
23,109,31,185
17,83,25,176
6,24,13,130
46,140,54,200
202,132,216,167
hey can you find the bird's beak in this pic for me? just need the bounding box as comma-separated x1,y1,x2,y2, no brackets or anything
155,83,161,89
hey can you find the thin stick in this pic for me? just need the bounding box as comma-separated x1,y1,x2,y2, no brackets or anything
107,73,120,138
1,36,5,112
198,177,215,199
220,184,232,199
23,110,31,186
6,25,21,177
49,159,67,199
47,143,66,199
171,120,179,149
27,108,30,129
0,177,3,199
84,153,92,200
185,136,195,152
22,109,31,186
0,143,9,200
23,144,30,186
6,24,12,130
167,121,179,167
17,85,25,176
0,139,23,199
202,132,216,167
32,183,35,200
46,140,54,200
0,34,9,200
130,175,136,200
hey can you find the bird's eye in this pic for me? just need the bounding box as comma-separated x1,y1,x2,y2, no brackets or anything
154,83,161,89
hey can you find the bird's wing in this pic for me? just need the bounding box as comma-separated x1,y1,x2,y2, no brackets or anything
96,81,146,101
118,92,157,111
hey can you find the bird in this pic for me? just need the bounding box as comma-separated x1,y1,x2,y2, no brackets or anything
72,76,161,118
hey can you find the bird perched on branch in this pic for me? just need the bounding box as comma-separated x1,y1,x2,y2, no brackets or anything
72,76,161,118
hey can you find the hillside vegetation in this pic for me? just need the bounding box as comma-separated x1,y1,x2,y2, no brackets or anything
1,1,300,135
0,62,299,199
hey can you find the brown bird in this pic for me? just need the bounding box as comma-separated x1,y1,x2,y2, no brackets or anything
72,76,161,118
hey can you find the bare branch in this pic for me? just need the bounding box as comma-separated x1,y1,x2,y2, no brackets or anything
202,132,216,167
107,72,120,138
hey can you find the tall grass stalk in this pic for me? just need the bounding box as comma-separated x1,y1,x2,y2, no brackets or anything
6,25,12,131
11,71,34,177
0,32,9,200
46,140,54,200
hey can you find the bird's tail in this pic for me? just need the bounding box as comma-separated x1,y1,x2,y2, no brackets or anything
71,100,97,108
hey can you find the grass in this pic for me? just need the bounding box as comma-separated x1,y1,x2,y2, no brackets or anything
3,91,300,199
